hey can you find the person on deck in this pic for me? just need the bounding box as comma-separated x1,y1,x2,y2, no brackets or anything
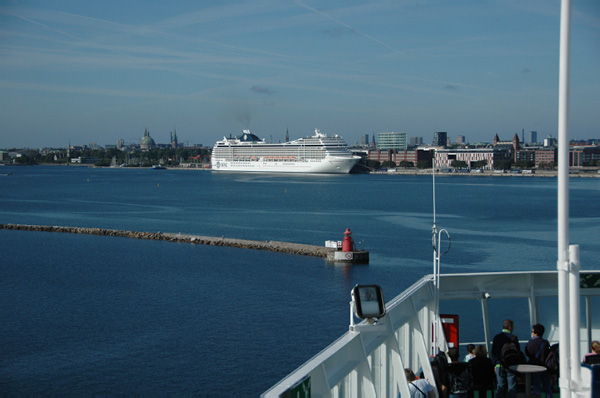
525,323,553,398
491,319,520,398
464,344,475,362
583,340,600,364
447,347,470,398
468,345,495,398
405,368,436,398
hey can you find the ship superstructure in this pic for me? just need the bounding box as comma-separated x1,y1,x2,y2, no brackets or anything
211,129,360,174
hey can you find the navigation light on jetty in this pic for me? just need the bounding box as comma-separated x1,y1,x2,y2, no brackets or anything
325,228,369,264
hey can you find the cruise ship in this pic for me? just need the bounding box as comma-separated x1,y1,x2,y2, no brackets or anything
211,129,361,174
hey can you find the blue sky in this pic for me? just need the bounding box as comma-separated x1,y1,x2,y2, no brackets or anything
1,0,599,148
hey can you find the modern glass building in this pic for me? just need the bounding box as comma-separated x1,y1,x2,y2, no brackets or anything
361,134,370,146
377,132,407,150
528,131,538,144
432,131,447,147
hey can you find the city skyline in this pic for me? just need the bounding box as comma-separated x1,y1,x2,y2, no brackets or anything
1,1,599,148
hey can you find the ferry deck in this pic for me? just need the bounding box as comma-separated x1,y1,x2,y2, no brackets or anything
263,271,600,397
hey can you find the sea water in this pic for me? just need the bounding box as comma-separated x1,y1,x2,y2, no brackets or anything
0,166,598,395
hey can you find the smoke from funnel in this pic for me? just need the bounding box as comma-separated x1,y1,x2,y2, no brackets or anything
234,102,251,128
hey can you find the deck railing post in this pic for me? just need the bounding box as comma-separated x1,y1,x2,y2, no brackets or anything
569,244,581,389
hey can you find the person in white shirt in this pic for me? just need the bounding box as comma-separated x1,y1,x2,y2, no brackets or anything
464,344,475,362
405,368,436,398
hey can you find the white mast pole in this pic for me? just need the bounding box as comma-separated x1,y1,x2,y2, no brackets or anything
557,0,573,395
432,154,438,356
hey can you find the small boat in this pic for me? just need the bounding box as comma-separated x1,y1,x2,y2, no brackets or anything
150,165,166,170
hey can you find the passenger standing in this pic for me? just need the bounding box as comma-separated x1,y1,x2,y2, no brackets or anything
464,344,475,362
585,341,600,357
525,324,553,397
491,319,520,398
583,340,600,363
468,345,495,397
405,368,436,398
447,347,469,398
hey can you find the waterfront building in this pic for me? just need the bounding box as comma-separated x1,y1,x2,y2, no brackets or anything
570,146,600,167
368,149,393,163
140,128,156,151
528,131,538,144
493,133,520,162
361,134,370,146
516,149,536,165
535,148,557,167
432,131,448,147
410,136,423,146
435,148,511,169
394,149,433,165
377,132,407,150
368,149,433,166
544,135,557,147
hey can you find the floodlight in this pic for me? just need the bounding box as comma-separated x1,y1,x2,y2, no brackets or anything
351,284,386,320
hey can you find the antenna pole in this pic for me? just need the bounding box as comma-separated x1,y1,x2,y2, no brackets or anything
431,153,451,355
432,155,437,227
432,155,437,355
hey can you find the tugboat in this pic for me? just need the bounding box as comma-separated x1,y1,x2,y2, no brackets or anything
326,228,369,264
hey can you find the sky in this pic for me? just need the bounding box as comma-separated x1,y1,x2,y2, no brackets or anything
1,0,599,149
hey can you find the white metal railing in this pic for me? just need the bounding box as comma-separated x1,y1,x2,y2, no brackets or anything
262,270,600,398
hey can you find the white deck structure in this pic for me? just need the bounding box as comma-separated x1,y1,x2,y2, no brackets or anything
263,271,600,397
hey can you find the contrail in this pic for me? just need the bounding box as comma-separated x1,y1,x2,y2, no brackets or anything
295,0,406,55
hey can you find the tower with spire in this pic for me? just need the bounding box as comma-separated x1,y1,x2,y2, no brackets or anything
171,129,178,149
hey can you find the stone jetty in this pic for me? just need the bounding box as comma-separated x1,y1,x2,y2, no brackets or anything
0,223,334,258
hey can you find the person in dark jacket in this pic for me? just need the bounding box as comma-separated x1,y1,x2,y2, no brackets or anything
447,348,469,398
490,319,520,398
468,345,495,397
525,324,553,397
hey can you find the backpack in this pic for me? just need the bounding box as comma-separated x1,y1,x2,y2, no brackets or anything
533,339,549,366
500,337,523,368
448,363,470,394
545,343,559,374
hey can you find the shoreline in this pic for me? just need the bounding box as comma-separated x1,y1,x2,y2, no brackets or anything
0,223,332,258
369,169,599,178
4,163,600,177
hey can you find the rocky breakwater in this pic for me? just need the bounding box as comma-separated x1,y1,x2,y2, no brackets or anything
0,223,333,258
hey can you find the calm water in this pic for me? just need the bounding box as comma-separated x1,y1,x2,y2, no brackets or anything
0,166,598,395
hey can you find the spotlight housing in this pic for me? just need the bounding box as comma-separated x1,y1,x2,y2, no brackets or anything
352,284,386,320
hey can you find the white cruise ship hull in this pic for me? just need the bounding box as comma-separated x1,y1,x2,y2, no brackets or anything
211,129,360,174
212,156,358,174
